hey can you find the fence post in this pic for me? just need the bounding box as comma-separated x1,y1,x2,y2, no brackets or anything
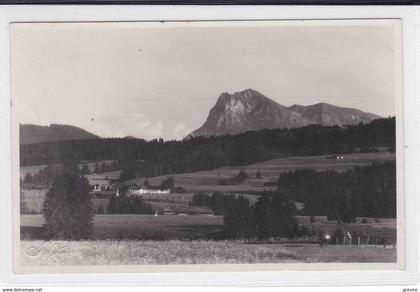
343,236,346,245
358,237,360,246
366,237,370,247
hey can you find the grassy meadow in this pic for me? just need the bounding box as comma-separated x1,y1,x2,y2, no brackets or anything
21,214,396,242
20,160,115,179
20,240,396,266
295,216,396,241
115,152,396,194
21,214,225,240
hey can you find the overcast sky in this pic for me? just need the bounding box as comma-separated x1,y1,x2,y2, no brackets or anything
11,20,400,139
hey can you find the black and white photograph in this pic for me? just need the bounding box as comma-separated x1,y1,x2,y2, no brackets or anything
11,19,404,272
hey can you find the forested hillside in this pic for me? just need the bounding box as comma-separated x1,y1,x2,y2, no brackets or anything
277,161,396,219
20,118,395,179
20,124,99,145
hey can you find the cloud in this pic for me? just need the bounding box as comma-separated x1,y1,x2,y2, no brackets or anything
91,113,163,139
171,123,191,139
87,114,192,140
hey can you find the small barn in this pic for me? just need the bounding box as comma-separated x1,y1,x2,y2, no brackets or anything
163,206,177,215
163,205,214,216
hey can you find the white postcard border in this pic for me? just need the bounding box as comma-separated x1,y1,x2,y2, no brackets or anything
0,5,418,286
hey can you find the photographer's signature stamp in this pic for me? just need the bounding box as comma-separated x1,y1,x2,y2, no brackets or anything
25,241,70,265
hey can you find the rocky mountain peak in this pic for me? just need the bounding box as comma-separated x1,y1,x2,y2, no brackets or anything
189,89,381,138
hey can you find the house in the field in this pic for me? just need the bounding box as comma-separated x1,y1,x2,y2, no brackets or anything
93,184,108,192
126,183,170,196
163,205,214,216
163,206,177,215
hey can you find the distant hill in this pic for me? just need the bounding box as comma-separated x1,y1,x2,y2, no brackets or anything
20,124,100,145
189,88,381,137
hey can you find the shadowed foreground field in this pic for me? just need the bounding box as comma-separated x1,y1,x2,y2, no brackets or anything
21,214,225,240
21,214,396,241
20,240,396,266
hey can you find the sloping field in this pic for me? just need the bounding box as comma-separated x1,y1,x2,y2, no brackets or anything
19,165,47,177
20,161,116,180
84,171,121,187
19,152,395,216
119,152,395,193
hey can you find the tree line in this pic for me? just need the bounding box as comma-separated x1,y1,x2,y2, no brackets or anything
21,118,395,181
277,160,396,220
192,161,395,221
22,165,60,187
190,161,395,239
81,160,121,175
22,161,122,187
106,195,154,214
191,191,298,239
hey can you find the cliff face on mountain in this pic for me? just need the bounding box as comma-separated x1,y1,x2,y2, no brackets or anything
189,88,380,137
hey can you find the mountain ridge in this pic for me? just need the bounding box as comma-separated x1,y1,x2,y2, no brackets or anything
189,89,381,137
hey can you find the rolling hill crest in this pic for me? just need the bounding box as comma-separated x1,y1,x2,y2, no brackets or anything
20,124,100,145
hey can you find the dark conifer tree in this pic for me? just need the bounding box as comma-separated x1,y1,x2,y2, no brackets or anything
42,162,94,240
119,162,137,182
160,176,175,191
224,196,255,239
80,164,90,175
254,191,298,239
94,163,101,174
237,170,249,181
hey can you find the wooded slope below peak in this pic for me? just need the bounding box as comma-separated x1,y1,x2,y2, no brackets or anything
20,118,395,180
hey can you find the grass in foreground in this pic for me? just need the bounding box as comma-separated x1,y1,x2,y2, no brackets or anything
21,214,225,240
20,240,396,266
21,214,397,241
